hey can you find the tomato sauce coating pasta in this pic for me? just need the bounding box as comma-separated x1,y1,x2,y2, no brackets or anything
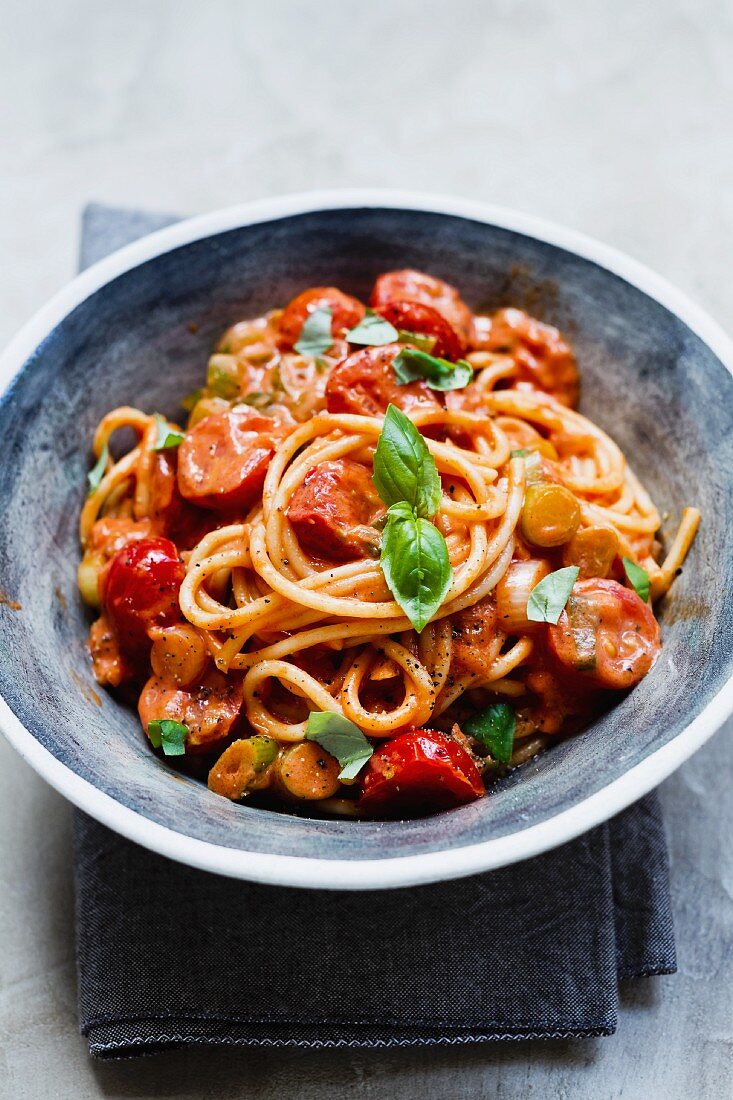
78,271,700,818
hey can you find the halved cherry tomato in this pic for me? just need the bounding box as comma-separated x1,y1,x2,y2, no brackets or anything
325,344,441,417
371,269,474,348
546,578,660,690
475,307,579,408
287,459,385,561
450,597,502,677
377,300,465,360
177,407,288,513
277,286,365,351
138,668,244,754
103,537,185,657
359,729,485,816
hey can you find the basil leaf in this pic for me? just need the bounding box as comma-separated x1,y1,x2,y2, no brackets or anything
181,388,203,413
526,566,579,625
147,719,188,757
397,329,437,353
152,414,185,451
622,556,651,603
372,404,441,519
393,348,473,392
86,442,109,496
306,711,373,780
510,448,529,458
380,501,452,632
464,703,516,763
294,306,333,357
346,309,398,346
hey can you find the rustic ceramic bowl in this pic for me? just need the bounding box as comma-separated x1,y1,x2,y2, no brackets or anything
1,192,732,888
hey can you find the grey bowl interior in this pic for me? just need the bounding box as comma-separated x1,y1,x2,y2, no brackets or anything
0,207,732,864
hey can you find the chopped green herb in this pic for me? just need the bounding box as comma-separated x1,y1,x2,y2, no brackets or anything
464,703,516,763
397,329,437,353
622,556,651,603
152,414,185,451
306,711,373,780
346,309,398,346
147,719,188,756
238,391,275,410
294,306,333,357
392,347,473,392
526,566,579,625
86,443,109,496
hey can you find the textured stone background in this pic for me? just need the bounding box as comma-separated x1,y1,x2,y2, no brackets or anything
1,1,732,1096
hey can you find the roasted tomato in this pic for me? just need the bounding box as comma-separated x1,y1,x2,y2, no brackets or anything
138,668,244,754
371,269,474,348
177,407,288,513
325,344,441,417
359,729,484,816
288,459,385,561
450,597,503,678
277,286,365,351
376,300,466,360
475,307,579,408
103,537,185,657
546,578,660,690
148,450,211,549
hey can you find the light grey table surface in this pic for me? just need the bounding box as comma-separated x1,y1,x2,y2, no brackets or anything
1,1,732,1096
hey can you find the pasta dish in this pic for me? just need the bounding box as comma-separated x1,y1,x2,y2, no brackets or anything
78,270,699,817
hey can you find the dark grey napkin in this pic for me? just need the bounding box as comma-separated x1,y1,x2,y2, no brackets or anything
74,204,676,1059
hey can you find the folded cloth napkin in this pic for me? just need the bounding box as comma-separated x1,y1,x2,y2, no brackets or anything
74,204,676,1059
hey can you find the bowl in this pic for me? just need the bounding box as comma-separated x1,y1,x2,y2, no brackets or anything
1,190,732,889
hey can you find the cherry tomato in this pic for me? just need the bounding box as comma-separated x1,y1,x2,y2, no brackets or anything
103,537,185,656
546,578,660,690
325,344,441,417
138,668,244,754
359,729,485,816
475,307,579,408
287,458,385,561
377,300,466,360
371,269,474,348
277,286,365,351
177,407,287,513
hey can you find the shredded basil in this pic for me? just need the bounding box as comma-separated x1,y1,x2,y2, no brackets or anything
464,703,516,763
393,347,473,392
152,414,185,451
346,309,398,346
622,556,651,602
147,719,188,757
294,306,333,357
86,443,109,496
306,712,373,780
526,566,579,625
372,404,441,519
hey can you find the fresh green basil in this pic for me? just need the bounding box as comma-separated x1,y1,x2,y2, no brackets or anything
152,414,185,451
86,443,109,496
372,404,441,519
397,329,437,353
306,711,374,780
294,306,333,357
622,556,651,603
147,719,188,757
526,565,579,625
464,703,516,763
380,501,452,632
392,348,473,392
346,309,398,346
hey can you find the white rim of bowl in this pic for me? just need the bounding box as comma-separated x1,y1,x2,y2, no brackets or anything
1,189,732,890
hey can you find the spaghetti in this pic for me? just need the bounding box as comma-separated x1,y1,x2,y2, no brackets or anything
79,271,700,818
